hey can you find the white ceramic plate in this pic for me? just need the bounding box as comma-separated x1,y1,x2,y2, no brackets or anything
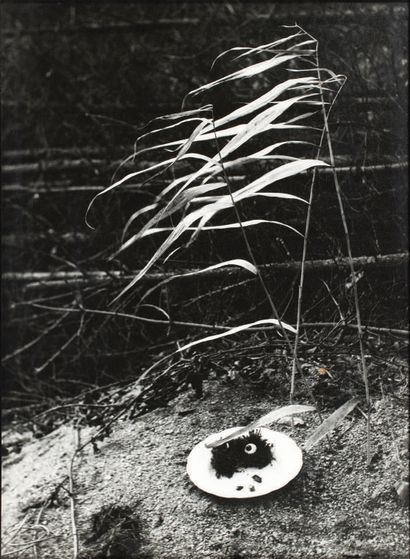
186,426,303,499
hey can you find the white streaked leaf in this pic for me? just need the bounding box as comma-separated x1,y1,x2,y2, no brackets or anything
112,207,206,301
236,34,314,60
115,159,323,274
133,116,212,157
121,203,159,241
161,139,306,200
214,94,317,163
157,94,318,202
176,318,297,353
141,219,303,238
211,77,319,130
153,105,213,122
181,258,257,276
131,123,247,158
172,119,212,159
207,140,312,175
188,54,299,97
233,159,328,201
86,152,211,228
208,31,303,70
191,192,308,204
116,182,227,254
193,159,327,233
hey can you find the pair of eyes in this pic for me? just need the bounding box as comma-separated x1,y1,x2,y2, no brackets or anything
224,442,257,454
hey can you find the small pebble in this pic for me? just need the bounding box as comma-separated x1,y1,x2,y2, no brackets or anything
153,514,163,528
395,481,409,506
178,408,196,417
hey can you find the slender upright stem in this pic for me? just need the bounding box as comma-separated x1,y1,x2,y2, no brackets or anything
301,26,371,463
290,55,347,401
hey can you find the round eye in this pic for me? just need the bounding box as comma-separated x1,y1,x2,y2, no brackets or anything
244,443,257,454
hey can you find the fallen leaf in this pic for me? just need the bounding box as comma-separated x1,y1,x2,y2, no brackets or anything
304,397,360,451
276,416,305,426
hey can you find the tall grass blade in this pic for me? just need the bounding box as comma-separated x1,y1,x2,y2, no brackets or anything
141,219,303,238
188,54,299,97
137,259,257,306
176,318,297,353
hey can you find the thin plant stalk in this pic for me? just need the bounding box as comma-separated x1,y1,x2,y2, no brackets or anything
303,26,371,463
68,425,80,559
290,64,347,401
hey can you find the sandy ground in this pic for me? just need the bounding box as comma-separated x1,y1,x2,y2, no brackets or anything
2,379,409,559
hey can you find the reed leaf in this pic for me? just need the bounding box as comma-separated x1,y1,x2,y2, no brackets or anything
209,31,304,70
137,259,257,306
139,219,302,237
85,153,211,228
187,53,299,97
304,397,361,451
175,318,297,353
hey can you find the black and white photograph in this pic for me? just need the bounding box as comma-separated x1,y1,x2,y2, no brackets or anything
1,2,408,558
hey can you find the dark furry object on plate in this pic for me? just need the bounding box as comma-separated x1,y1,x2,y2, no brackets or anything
211,430,274,478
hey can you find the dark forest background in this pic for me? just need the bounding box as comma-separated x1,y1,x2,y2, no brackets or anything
1,2,408,414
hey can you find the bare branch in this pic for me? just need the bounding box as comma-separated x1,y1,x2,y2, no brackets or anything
3,252,407,287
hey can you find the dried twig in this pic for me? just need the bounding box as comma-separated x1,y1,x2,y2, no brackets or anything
2,512,32,547
2,19,201,38
3,252,407,286
300,322,409,336
68,425,81,559
2,510,51,558
34,313,86,375
33,505,47,559
26,302,287,332
2,310,71,363
1,537,53,557
33,403,121,420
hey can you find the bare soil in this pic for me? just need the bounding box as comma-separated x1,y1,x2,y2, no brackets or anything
2,374,409,559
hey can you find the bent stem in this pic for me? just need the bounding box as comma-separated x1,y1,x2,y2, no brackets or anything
68,424,81,559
